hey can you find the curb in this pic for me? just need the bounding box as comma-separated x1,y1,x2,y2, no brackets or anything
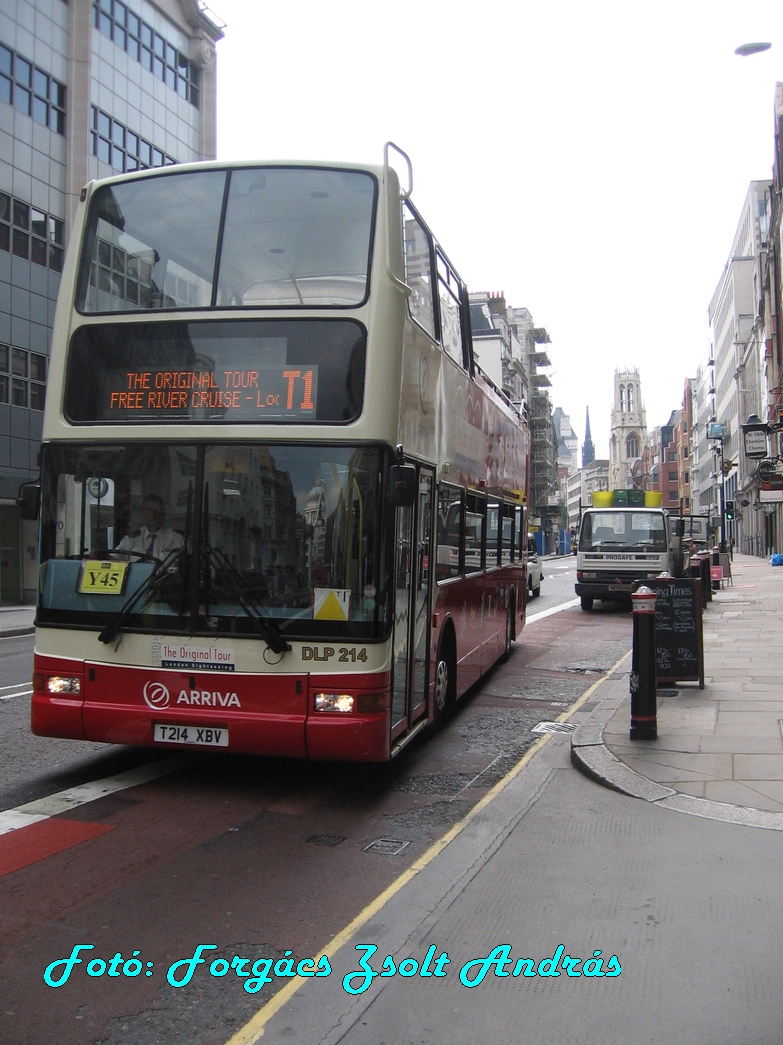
569,691,783,832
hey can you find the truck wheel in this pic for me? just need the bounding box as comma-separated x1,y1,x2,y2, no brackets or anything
532,583,541,598
580,596,593,611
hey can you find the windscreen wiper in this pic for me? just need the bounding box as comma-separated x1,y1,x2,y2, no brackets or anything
98,547,185,647
205,543,291,655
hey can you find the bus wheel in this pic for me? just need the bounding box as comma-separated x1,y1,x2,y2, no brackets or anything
433,634,455,724
580,596,593,611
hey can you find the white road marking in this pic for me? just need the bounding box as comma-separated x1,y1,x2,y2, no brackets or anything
0,754,197,837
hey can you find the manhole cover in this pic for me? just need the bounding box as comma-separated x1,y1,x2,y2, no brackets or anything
531,720,577,735
306,834,346,847
364,838,411,856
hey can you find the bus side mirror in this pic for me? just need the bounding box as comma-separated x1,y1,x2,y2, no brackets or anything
387,465,416,507
17,483,40,520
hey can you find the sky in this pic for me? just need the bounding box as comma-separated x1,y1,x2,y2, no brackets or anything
212,0,783,460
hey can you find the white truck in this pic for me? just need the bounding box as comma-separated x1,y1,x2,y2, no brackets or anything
574,506,688,611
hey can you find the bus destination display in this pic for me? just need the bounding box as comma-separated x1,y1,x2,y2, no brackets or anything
104,366,318,420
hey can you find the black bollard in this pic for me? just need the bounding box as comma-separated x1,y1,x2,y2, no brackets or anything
630,585,657,740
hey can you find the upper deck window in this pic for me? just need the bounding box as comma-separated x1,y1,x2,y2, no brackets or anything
77,167,377,314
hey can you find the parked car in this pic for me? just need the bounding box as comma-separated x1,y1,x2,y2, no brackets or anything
527,535,543,598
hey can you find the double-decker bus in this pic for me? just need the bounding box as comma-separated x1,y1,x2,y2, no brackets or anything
30,144,530,762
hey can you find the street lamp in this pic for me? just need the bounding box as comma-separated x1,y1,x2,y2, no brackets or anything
707,421,728,550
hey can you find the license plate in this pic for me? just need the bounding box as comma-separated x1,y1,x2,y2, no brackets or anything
609,583,631,592
153,724,228,747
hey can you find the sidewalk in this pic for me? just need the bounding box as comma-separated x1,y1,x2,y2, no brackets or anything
0,604,35,637
570,551,783,829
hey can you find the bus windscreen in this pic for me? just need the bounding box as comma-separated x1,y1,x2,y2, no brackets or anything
76,167,376,313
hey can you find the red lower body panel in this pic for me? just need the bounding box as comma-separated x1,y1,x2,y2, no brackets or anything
32,655,391,761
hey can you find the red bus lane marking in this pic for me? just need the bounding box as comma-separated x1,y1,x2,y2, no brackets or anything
0,818,114,878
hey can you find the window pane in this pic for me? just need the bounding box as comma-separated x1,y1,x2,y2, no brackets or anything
128,12,140,37
436,486,462,579
32,95,48,125
78,170,225,313
13,200,29,228
31,353,47,381
49,244,64,272
97,110,111,137
12,348,28,377
0,73,11,105
30,209,46,238
33,68,48,96
111,120,124,147
0,224,8,252
0,44,12,76
438,276,464,364
50,217,64,245
97,136,111,163
0,193,9,222
12,378,27,407
30,382,45,411
15,56,31,87
0,345,8,371
14,83,31,114
464,495,485,574
52,108,65,135
31,236,47,266
12,228,28,259
219,167,376,307
52,81,66,108
403,203,436,337
0,375,7,403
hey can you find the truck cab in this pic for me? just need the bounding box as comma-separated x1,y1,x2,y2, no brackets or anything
575,506,687,610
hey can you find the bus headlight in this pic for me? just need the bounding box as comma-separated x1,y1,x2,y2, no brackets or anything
312,692,389,713
44,675,82,695
314,693,354,713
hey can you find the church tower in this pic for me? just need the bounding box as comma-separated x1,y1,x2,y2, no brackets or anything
582,407,595,466
609,369,647,488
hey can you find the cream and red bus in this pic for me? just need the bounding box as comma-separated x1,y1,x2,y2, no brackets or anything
31,145,530,761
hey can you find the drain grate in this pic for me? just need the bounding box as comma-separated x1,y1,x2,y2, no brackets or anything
531,720,578,735
364,838,411,856
306,834,346,847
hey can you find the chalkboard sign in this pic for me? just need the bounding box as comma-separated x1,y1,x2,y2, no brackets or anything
646,577,704,688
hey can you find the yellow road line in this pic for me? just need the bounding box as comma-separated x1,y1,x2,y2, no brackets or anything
223,649,630,1045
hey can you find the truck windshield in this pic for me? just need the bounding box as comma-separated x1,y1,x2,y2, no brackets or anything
579,511,667,551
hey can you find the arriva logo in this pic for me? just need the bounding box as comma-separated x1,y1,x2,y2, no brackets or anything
143,681,170,709
176,690,241,707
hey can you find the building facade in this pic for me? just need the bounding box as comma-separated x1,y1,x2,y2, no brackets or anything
702,179,771,554
1,0,223,601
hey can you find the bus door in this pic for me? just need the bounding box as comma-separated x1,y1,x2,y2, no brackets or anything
391,466,434,739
